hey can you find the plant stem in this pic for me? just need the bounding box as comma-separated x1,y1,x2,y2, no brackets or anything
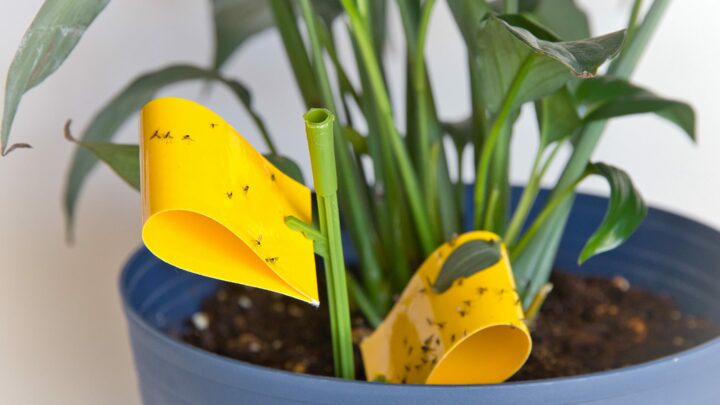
474,53,535,229
511,174,587,261
412,0,437,188
304,108,355,380
505,141,562,245
626,0,645,43
524,283,553,327
268,0,321,107
504,0,519,14
341,0,439,255
347,274,382,328
299,0,388,311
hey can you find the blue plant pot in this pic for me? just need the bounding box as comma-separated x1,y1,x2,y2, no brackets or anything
121,190,720,404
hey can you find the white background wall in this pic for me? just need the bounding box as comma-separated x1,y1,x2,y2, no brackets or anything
1,1,717,404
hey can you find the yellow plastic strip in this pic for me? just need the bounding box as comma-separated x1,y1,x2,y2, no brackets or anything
139,97,318,304
361,231,531,384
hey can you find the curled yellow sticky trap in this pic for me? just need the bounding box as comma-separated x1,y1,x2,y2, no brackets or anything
139,97,318,305
361,231,531,384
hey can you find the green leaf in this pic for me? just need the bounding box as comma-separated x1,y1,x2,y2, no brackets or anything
579,162,647,264
1,0,110,155
576,76,696,140
476,17,625,114
499,18,625,78
447,0,491,47
64,64,265,236
64,121,139,190
432,239,502,293
527,0,590,41
211,0,274,69
264,154,305,184
536,86,581,147
498,14,561,41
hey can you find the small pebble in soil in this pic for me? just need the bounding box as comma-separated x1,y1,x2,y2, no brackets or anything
191,312,210,331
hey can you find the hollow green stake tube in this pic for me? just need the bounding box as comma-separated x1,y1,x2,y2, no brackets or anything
304,108,355,379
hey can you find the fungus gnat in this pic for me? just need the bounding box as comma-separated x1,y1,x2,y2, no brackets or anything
182,134,193,141
254,234,263,247
243,185,250,194
163,131,173,139
226,192,233,199
265,257,279,264
210,122,218,129
150,130,160,140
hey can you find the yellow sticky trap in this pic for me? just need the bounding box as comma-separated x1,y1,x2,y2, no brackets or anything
139,97,318,305
361,231,531,384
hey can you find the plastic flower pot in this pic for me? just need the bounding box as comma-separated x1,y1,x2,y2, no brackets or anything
120,189,720,404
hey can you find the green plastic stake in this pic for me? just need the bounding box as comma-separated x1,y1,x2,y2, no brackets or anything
304,108,355,379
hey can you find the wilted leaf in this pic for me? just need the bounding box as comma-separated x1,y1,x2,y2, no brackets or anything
579,162,647,264
576,76,695,140
264,154,305,184
1,0,109,155
64,64,267,236
433,239,502,293
64,121,139,190
212,0,273,69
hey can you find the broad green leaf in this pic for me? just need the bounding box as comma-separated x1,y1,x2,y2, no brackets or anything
1,0,109,155
476,17,625,114
579,162,647,264
212,0,273,69
64,64,269,236
536,86,581,147
529,0,590,41
433,239,502,293
64,121,139,190
495,0,590,40
264,154,305,184
447,0,491,47
576,77,695,140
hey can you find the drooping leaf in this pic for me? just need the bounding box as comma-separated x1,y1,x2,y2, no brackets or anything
211,0,274,69
576,76,695,140
476,17,625,114
1,0,110,155
536,86,581,147
64,64,269,236
498,14,560,41
264,154,305,184
64,121,139,190
579,162,647,264
499,18,625,78
433,239,502,293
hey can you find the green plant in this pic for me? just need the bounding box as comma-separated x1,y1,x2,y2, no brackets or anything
2,0,694,379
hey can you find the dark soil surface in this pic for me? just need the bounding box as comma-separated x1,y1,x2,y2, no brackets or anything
177,271,720,381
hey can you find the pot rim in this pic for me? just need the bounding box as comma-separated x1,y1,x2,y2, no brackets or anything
120,191,720,389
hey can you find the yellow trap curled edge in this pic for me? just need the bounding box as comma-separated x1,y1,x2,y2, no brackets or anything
139,97,318,305
361,231,532,384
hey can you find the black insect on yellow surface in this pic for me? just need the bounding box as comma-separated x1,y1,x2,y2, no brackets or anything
182,134,193,141
243,185,250,194
210,122,218,129
226,192,233,199
477,287,488,296
254,234,263,247
271,173,276,182
265,257,279,264
436,321,446,330
150,130,160,139
163,131,172,139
